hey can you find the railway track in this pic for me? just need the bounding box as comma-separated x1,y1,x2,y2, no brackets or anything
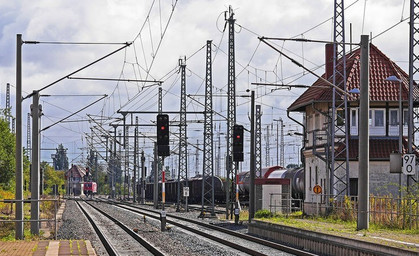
76,200,165,256
97,199,316,256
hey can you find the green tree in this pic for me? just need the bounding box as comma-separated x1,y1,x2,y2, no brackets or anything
53,144,68,171
42,162,65,195
0,117,15,190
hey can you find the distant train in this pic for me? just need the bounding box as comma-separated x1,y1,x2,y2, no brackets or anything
237,166,304,200
139,166,305,204
83,182,97,197
144,176,225,204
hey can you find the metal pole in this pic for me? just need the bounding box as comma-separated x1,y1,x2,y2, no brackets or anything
399,80,404,195
112,126,117,199
357,35,370,230
153,143,158,208
249,91,255,222
141,151,145,204
133,126,137,203
15,34,24,240
30,90,41,235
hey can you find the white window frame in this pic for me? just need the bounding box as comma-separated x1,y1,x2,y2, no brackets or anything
350,108,358,135
369,108,386,136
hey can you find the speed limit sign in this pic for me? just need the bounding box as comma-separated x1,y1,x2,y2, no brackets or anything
402,154,416,176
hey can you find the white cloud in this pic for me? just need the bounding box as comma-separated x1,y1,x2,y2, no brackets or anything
0,0,410,168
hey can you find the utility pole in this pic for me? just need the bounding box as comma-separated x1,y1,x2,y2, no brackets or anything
330,0,350,198
30,90,42,235
408,0,419,190
266,125,270,166
133,117,138,203
225,5,236,219
201,40,215,217
27,113,31,161
15,34,23,240
195,139,199,176
255,105,262,178
141,151,146,204
249,91,255,222
177,57,188,211
357,35,370,230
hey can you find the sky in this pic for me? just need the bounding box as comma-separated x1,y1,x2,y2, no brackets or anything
0,0,412,176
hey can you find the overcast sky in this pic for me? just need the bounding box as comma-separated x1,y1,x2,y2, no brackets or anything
0,0,411,174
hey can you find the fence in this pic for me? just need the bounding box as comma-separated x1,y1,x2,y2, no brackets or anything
268,193,303,214
0,198,60,239
306,194,419,229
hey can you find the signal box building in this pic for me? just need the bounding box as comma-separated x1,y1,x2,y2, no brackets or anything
287,44,419,214
65,164,87,196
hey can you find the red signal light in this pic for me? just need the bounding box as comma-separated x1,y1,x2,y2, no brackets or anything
236,135,240,139
161,126,165,130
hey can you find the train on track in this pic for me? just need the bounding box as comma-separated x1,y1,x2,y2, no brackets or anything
140,166,304,204
83,181,97,197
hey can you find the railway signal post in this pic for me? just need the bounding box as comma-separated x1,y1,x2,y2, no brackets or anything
232,125,244,224
157,114,170,231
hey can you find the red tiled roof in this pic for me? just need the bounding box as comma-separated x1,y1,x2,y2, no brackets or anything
288,44,419,111
65,165,87,178
335,137,416,160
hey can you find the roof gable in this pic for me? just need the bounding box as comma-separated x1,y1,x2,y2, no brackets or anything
288,44,418,111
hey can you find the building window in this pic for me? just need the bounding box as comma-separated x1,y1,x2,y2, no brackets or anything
350,178,358,196
337,109,345,126
403,110,408,125
351,109,357,127
390,109,398,126
309,166,312,190
374,110,384,127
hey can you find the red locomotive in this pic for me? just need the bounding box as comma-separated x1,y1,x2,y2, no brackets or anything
83,182,97,197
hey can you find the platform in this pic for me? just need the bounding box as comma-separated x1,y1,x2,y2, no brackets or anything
0,240,96,256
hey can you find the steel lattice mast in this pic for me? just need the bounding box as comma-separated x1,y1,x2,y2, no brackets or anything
255,105,262,178
330,0,349,197
177,57,188,211
201,40,215,216
225,6,236,218
266,125,270,166
279,118,284,167
408,0,419,186
27,113,31,161
6,83,10,126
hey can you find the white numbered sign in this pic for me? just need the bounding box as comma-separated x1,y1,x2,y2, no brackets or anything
183,187,189,197
402,154,416,176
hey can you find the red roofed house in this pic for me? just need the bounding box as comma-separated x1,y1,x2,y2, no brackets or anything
288,43,419,214
65,164,87,196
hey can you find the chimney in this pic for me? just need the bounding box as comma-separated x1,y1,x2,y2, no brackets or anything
325,43,335,80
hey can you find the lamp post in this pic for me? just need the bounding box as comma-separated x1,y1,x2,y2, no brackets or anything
385,75,403,199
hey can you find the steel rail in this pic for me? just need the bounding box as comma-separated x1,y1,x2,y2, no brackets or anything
75,200,118,256
82,200,165,256
104,199,316,256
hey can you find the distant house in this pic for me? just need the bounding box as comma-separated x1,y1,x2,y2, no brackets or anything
65,165,87,196
288,43,419,214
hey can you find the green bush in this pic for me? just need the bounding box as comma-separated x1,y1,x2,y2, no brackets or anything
255,209,273,218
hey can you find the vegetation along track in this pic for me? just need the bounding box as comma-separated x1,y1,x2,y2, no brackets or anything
100,199,316,256
76,200,165,256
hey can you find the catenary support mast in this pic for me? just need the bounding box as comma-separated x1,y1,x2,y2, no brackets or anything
201,40,215,216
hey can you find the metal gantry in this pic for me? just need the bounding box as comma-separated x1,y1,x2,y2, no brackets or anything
329,0,349,197
201,40,215,216
225,5,236,218
408,0,419,187
177,57,188,211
